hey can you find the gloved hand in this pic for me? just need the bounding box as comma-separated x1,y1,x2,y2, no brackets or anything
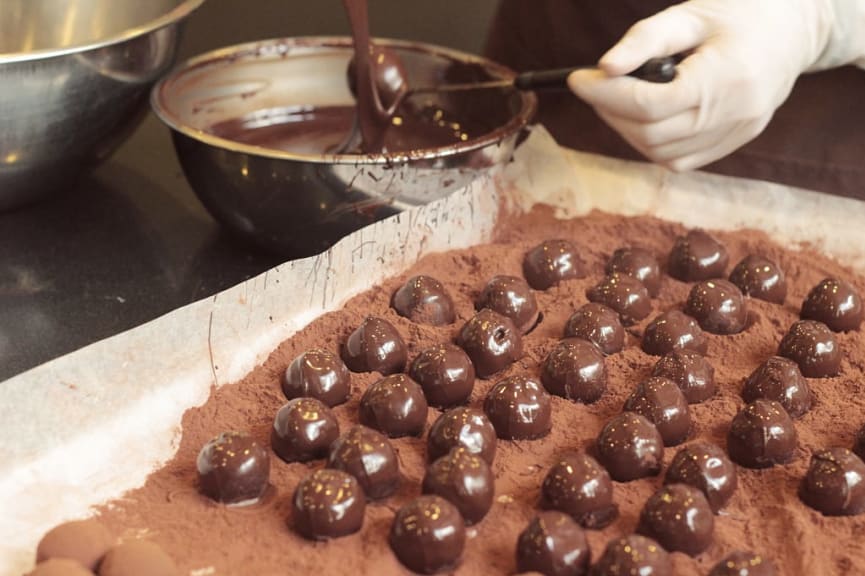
567,0,865,172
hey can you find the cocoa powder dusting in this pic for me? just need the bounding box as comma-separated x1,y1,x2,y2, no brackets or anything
96,207,865,575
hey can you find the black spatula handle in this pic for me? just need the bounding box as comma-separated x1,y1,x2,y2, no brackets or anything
513,55,679,91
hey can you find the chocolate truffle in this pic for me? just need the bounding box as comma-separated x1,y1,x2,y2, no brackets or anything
27,559,95,576
523,239,585,290
778,320,841,378
641,310,708,356
292,468,366,540
483,375,552,440
36,519,111,571
684,279,748,335
271,397,340,463
389,495,466,574
427,407,497,465
540,452,618,528
327,425,399,499
709,551,776,576
729,254,787,304
742,356,812,419
665,442,738,512
391,275,456,326
541,338,607,404
854,423,865,461
651,350,716,404
563,303,625,355
359,374,428,437
637,483,715,556
197,431,270,505
593,534,672,576
606,246,662,297
341,316,407,375
801,277,864,332
457,309,523,378
596,412,664,482
586,273,653,326
727,399,798,468
98,541,178,576
478,275,539,333
668,229,729,282
622,377,691,446
516,511,590,576
800,448,865,516
422,447,494,525
409,344,475,409
282,348,351,407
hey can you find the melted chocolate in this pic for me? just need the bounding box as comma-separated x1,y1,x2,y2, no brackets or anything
541,338,607,404
523,240,585,290
665,442,738,512
651,350,716,404
563,302,625,355
801,277,864,332
196,431,270,506
427,407,497,465
742,356,812,419
409,344,475,409
422,447,495,525
483,375,552,440
800,448,865,516
326,424,399,499
668,229,729,282
641,310,709,356
540,452,618,529
389,495,466,574
727,399,798,468
271,398,340,463
593,534,672,576
516,511,591,576
637,484,715,556
341,316,407,375
586,272,653,326
622,377,691,446
457,309,523,378
778,319,841,378
292,469,366,540
282,349,351,407
606,246,662,297
392,275,456,326
359,373,428,437
596,412,664,482
477,275,540,334
709,551,776,576
684,279,748,335
729,255,787,304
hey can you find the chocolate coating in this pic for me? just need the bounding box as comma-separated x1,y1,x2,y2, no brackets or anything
327,425,399,499
359,374,428,437
709,551,776,576
641,310,708,356
593,534,672,576
541,452,618,529
483,375,552,440
684,279,748,335
457,309,523,378
801,277,864,332
742,356,812,419
197,431,270,505
516,511,590,576
427,407,497,465
665,442,738,512
637,483,715,556
478,275,539,333
36,519,112,571
341,316,407,375
281,348,351,407
606,246,662,297
292,468,366,540
651,350,716,404
800,448,865,516
541,338,607,404
523,239,585,290
668,229,729,282
271,398,340,463
596,412,664,482
392,275,456,326
586,273,652,326
727,399,798,468
622,377,691,446
854,423,865,461
389,495,466,574
729,254,787,304
422,447,494,525
99,541,178,576
27,559,95,576
409,344,475,409
778,320,841,378
564,303,625,355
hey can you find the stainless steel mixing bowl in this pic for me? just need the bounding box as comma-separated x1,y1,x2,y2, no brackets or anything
152,37,536,256
0,0,205,210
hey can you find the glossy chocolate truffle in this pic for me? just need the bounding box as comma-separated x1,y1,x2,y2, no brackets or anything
327,425,399,499
409,344,475,409
98,541,178,576
478,275,539,333
457,309,523,378
684,279,748,335
709,551,776,576
282,348,351,407
292,468,366,540
651,350,716,404
623,377,691,446
563,303,625,355
391,275,456,326
523,239,585,290
422,447,494,525
541,338,607,404
427,407,497,465
727,399,798,468
800,448,865,516
540,452,617,528
606,246,662,297
341,316,407,375
359,374,428,437
593,534,672,576
483,375,552,440
665,442,738,512
596,412,664,482
27,559,95,576
197,431,270,505
637,483,715,556
36,519,112,571
729,255,787,304
742,356,812,419
271,397,340,463
586,273,652,326
516,511,590,576
668,229,729,282
801,277,864,332
778,320,841,378
389,495,466,574
641,310,708,356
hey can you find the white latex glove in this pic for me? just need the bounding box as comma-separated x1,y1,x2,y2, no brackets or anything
567,0,865,172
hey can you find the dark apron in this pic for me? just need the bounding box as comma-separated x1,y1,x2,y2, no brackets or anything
485,0,865,199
